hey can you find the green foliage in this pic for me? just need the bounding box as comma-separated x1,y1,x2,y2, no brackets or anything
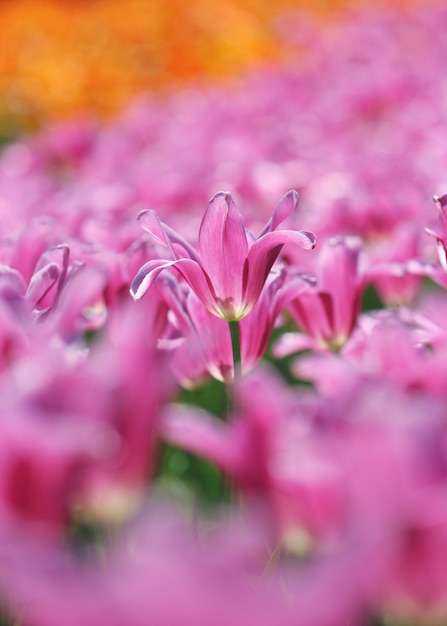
154,444,230,510
153,378,230,510
362,283,385,312
177,377,228,420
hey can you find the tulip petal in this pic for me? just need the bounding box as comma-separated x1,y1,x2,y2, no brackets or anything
289,291,334,345
239,272,311,372
273,331,316,357
130,259,176,300
0,266,27,298
137,210,200,261
434,194,447,232
319,239,361,339
131,258,218,316
198,192,248,306
273,272,316,315
258,189,299,237
26,263,60,308
243,230,316,313
33,245,70,308
160,406,242,473
56,266,107,338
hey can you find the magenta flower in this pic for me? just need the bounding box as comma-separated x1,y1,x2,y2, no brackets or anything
156,267,311,386
426,194,447,272
275,237,364,353
130,190,316,321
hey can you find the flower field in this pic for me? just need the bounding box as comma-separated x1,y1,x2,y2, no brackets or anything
0,1,447,624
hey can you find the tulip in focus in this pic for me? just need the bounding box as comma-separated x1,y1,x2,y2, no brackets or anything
158,267,311,385
130,190,316,321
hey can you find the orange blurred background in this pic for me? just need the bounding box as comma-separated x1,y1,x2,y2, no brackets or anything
0,0,424,139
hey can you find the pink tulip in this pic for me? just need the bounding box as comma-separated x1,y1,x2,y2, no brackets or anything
159,267,311,385
0,504,364,626
161,367,416,554
130,190,316,321
296,312,447,401
426,194,447,272
367,225,424,307
276,238,364,353
422,193,447,292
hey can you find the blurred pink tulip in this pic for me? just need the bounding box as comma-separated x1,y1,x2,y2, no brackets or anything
276,238,364,353
426,194,447,272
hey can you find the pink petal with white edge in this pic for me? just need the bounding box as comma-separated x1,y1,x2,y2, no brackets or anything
25,263,61,308
130,257,218,316
34,244,69,271
137,210,199,261
258,189,299,237
130,259,179,300
33,245,70,308
243,229,317,314
198,192,248,304
0,266,27,296
434,194,447,233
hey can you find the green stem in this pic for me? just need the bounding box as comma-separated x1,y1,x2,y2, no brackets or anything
229,320,241,380
224,321,242,505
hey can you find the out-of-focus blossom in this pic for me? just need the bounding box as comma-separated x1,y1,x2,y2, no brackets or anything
0,503,372,626
275,237,364,352
130,190,316,321
72,299,174,524
422,192,447,293
294,312,447,400
367,225,425,306
0,2,446,249
0,295,174,534
163,369,400,544
426,194,447,271
161,364,447,623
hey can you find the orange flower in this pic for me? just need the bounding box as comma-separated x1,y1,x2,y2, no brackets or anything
0,0,420,137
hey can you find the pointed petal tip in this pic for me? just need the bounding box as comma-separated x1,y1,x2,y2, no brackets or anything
279,189,299,216
136,209,162,237
285,189,299,204
129,266,154,300
434,194,447,208
136,208,152,221
302,231,317,250
259,189,300,236
136,209,161,232
208,190,235,207
129,284,141,300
